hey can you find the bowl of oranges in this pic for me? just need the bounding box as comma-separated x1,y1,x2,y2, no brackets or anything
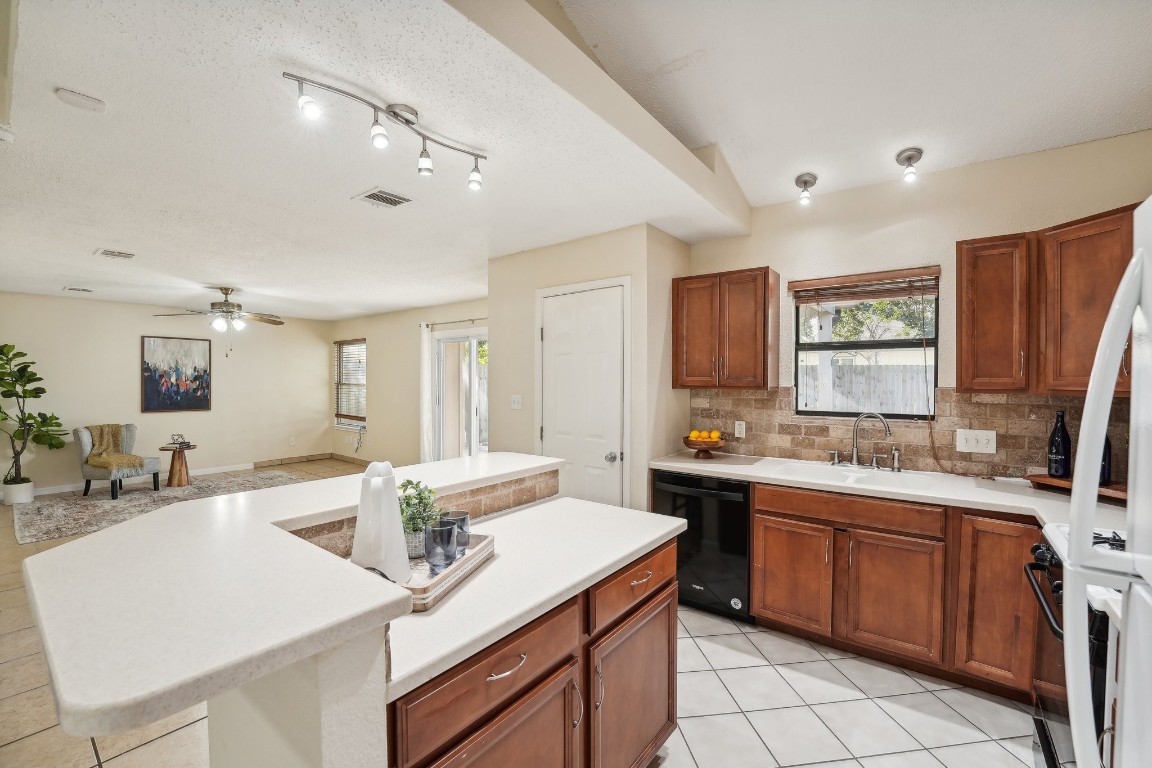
684,429,725,460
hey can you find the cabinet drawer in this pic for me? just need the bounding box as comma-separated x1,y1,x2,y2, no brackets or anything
588,542,676,635
755,484,945,539
393,600,581,768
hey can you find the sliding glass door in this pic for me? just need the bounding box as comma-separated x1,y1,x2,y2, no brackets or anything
434,333,488,459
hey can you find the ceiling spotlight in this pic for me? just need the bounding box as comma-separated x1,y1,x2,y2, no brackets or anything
211,317,228,332
231,317,247,331
896,147,923,183
370,110,389,149
795,173,817,205
418,139,434,176
468,158,483,191
297,81,321,120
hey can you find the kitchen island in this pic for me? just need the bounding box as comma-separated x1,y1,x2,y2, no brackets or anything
21,453,682,768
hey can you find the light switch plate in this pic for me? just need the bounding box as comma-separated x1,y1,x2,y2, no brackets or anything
510,394,523,410
734,420,746,438
956,428,997,454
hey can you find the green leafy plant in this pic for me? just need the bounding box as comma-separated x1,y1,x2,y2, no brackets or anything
0,344,68,485
398,479,441,533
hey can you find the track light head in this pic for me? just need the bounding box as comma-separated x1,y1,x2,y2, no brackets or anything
795,172,817,205
896,147,923,183
370,112,389,149
418,140,434,176
468,159,483,191
296,81,322,120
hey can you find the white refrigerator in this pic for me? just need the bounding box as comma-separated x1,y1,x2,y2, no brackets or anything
1057,194,1152,767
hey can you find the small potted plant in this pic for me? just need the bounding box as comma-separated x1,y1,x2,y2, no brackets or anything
398,479,441,558
1,344,67,504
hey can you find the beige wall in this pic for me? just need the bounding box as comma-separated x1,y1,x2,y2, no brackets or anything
329,298,488,468
487,223,690,509
692,129,1152,388
0,292,332,492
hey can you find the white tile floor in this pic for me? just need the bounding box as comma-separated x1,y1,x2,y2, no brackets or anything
649,605,1037,768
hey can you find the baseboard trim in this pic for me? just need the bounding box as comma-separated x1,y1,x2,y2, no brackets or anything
254,453,335,468
30,462,257,497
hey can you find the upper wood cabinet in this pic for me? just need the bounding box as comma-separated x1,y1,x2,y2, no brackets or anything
957,205,1136,395
672,267,779,389
957,236,1031,392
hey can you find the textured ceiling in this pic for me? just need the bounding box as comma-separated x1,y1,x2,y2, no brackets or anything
0,0,743,320
558,0,1152,207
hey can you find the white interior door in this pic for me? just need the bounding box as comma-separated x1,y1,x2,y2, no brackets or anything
541,285,624,506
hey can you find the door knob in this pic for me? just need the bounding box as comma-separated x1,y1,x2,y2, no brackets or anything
604,452,618,463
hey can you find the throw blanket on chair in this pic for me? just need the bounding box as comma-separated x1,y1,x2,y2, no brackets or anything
86,424,145,472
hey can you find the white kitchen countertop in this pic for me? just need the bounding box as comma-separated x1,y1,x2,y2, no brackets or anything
650,451,1128,532
387,496,685,700
22,452,563,737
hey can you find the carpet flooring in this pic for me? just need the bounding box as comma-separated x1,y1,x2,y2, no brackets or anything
13,471,305,544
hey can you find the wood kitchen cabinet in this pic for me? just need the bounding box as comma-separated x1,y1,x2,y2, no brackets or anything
751,514,833,636
845,529,945,664
952,515,1040,690
587,582,677,768
957,235,1031,392
956,204,1136,395
672,267,779,389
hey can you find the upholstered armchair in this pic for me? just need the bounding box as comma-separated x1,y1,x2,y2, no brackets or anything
74,424,161,500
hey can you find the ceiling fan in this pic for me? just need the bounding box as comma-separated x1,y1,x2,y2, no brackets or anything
153,287,285,332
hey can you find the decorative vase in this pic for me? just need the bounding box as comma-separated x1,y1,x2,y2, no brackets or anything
4,481,34,505
405,530,426,559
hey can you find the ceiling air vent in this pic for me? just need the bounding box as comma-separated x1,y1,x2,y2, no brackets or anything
62,286,93,293
355,187,412,209
95,248,135,260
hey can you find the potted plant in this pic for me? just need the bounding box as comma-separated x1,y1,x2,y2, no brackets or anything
1,344,67,504
398,479,441,558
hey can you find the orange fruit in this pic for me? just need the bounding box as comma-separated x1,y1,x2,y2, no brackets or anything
709,430,721,440
689,430,700,440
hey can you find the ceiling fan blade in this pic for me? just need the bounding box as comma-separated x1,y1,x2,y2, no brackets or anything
152,310,210,317
243,314,285,326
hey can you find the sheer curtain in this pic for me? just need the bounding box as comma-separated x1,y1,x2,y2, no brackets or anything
418,323,436,463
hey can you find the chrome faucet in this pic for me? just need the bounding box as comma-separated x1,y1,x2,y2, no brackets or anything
851,412,892,466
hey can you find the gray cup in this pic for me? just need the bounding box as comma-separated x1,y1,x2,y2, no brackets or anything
440,511,471,557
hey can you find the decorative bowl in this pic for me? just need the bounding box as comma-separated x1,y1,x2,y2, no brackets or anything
683,436,725,460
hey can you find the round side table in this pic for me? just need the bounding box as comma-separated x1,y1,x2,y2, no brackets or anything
159,445,197,488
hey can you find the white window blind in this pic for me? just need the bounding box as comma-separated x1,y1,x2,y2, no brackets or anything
334,339,366,426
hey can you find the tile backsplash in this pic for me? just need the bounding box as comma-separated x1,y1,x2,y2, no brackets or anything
690,387,1129,481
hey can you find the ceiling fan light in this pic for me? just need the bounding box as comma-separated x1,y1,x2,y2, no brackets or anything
231,317,247,331
211,317,228,332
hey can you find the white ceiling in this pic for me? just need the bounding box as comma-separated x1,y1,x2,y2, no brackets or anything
0,0,742,320
558,0,1152,206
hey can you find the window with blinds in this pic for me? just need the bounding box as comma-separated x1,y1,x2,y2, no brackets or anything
789,267,939,418
334,339,367,427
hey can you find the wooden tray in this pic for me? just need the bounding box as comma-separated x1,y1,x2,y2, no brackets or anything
683,436,725,460
401,533,495,612
1024,474,1128,503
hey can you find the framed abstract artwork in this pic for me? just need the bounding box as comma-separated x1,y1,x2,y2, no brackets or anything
141,336,212,412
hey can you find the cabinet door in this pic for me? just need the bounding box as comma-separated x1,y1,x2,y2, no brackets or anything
752,515,833,636
588,582,677,768
429,659,582,768
957,236,1030,391
672,276,718,388
846,529,944,663
953,516,1040,690
1042,209,1134,393
718,269,766,387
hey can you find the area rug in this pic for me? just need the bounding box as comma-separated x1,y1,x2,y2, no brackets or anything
13,470,306,544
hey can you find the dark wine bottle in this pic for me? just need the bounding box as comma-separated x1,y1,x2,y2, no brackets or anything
1101,433,1113,485
1047,411,1071,479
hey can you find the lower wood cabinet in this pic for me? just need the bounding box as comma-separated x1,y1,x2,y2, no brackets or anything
845,529,945,664
751,514,833,636
430,659,583,768
588,582,677,768
953,515,1040,690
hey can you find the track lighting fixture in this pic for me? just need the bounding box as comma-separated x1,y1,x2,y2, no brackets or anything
468,158,483,191
283,72,488,188
296,81,321,121
418,139,434,176
896,147,923,182
370,110,389,149
795,173,817,205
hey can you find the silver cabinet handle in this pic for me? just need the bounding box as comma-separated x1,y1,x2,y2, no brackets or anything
572,679,584,729
486,653,527,681
630,570,654,587
1020,349,1025,377
604,451,618,463
595,666,604,709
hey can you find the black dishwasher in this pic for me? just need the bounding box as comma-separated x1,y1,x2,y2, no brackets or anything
651,470,751,622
